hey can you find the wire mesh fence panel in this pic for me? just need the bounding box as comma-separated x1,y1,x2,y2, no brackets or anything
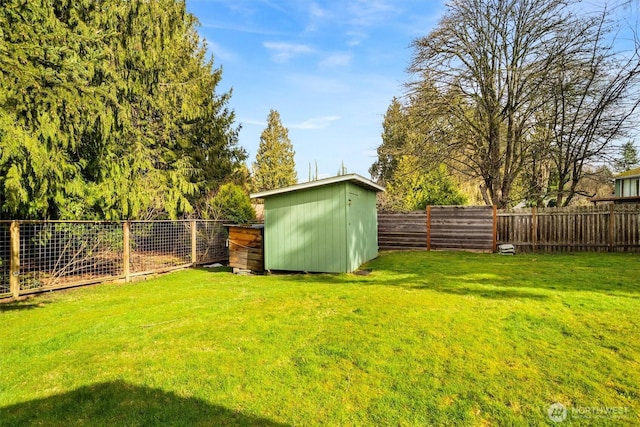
0,222,10,297
1,219,230,300
130,221,192,273
196,221,228,264
18,222,124,293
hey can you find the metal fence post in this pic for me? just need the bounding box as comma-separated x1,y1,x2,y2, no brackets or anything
123,221,130,282
9,221,20,299
191,220,197,266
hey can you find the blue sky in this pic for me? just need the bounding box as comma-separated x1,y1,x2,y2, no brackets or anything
185,0,445,181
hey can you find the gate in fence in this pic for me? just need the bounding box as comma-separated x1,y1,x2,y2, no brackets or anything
0,220,227,300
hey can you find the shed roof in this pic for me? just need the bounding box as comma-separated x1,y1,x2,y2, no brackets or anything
615,166,640,179
250,173,385,199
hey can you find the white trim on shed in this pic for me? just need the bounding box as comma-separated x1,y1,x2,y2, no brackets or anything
250,173,385,199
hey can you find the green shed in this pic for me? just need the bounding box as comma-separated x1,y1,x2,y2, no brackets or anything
251,174,385,273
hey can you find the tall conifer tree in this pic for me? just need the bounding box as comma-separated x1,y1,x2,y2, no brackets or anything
0,0,244,219
251,110,297,192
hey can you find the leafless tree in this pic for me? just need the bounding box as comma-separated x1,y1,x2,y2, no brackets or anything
407,0,640,207
541,6,640,206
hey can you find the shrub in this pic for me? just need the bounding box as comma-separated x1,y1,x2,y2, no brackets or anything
206,183,256,223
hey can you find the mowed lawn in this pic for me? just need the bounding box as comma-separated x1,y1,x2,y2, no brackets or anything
1,251,639,426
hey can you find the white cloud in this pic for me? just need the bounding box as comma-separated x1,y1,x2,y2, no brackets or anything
347,0,398,27
241,115,340,130
205,39,238,64
309,2,328,20
242,119,267,127
263,41,315,62
289,115,341,130
306,2,329,32
199,21,286,36
319,53,352,68
286,73,351,94
345,30,366,46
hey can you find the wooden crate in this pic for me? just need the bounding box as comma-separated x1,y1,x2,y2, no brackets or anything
227,225,264,272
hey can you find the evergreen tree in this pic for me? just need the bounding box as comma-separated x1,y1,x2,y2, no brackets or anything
614,141,640,173
371,97,468,210
384,158,467,211
369,98,407,184
205,183,255,223
251,110,297,191
0,0,244,220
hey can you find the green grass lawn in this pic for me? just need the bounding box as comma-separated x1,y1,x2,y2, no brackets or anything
1,251,639,426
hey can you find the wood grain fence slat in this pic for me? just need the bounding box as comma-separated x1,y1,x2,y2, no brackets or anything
378,211,427,251
378,206,495,252
496,205,640,252
380,204,640,253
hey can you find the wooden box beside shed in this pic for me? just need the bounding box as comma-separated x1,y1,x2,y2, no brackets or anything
226,224,264,272
251,174,384,273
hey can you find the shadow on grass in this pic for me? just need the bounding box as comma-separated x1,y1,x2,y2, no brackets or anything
267,250,640,298
0,300,50,312
276,273,550,300
0,380,288,427
195,266,233,273
368,251,640,297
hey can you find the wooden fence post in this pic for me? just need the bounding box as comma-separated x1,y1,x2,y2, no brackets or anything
123,221,130,282
191,220,198,266
9,221,20,299
531,206,537,252
608,204,615,252
492,205,497,252
426,206,432,251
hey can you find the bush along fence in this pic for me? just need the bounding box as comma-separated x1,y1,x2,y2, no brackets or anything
379,204,640,253
0,220,227,301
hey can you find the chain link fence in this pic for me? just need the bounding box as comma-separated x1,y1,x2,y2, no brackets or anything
1,220,228,300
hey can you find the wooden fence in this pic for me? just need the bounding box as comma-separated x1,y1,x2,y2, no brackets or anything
378,206,496,252
378,212,427,250
379,204,640,253
497,205,640,252
428,206,496,251
0,220,228,301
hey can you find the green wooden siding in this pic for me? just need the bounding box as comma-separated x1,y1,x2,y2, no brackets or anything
345,182,378,272
263,181,379,273
264,183,348,273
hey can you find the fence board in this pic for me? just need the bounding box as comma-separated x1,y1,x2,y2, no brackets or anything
378,207,495,252
429,206,495,251
378,212,427,250
380,204,640,253
497,205,640,252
